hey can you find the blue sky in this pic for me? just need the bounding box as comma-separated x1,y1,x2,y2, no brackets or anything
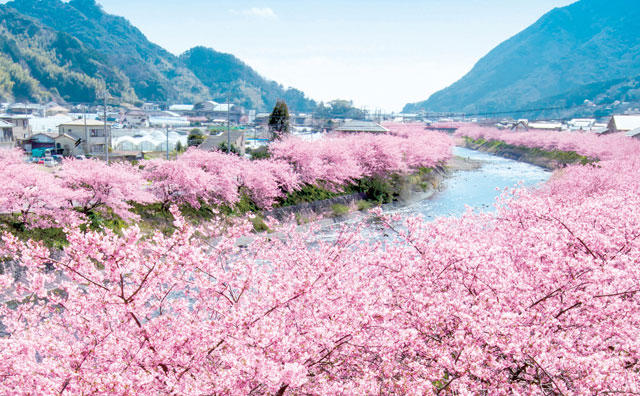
96,0,577,111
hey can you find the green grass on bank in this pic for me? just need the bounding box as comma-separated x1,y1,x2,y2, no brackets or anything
464,137,595,166
0,167,442,243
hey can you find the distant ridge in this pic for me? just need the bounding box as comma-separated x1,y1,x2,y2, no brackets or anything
1,0,315,111
404,0,640,118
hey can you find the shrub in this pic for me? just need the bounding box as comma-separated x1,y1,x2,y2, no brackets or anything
331,203,350,217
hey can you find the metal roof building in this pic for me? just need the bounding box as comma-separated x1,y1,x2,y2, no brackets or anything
608,115,640,132
335,121,389,133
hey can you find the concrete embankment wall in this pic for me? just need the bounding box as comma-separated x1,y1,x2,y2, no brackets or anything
266,193,366,221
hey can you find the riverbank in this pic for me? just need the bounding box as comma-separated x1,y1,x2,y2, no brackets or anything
262,155,484,223
458,137,592,170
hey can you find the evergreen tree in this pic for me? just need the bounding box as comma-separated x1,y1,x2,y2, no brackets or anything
269,100,290,141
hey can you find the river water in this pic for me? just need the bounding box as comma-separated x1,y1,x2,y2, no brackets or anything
385,147,550,220
311,147,551,241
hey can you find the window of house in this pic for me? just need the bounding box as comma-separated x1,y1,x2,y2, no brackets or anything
90,144,105,154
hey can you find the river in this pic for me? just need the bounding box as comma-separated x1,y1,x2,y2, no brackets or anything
310,147,551,240
385,146,550,220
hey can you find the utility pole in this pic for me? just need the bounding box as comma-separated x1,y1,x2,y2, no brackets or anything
227,92,231,154
83,105,88,156
166,124,170,160
103,93,109,163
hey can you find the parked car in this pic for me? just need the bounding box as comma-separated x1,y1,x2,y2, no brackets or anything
43,157,56,167
52,154,64,163
37,158,45,165
74,155,86,160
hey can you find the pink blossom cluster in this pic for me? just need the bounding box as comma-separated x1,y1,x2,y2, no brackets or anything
0,127,451,225
269,127,452,188
2,156,640,394
143,150,300,209
0,150,152,227
456,125,640,160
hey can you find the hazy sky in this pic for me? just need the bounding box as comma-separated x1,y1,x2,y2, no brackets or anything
96,0,577,111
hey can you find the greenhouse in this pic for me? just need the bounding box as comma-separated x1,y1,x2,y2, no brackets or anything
112,130,188,152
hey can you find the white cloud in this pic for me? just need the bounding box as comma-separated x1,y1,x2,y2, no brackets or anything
230,7,277,19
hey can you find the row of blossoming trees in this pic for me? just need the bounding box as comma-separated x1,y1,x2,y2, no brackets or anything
2,125,640,395
0,124,452,228
456,125,640,160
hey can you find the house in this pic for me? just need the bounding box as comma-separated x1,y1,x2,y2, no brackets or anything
527,122,564,131
8,103,39,115
124,111,150,128
335,120,389,133
509,120,529,132
0,119,14,149
193,102,245,124
45,105,70,117
54,133,83,156
568,118,596,131
199,131,246,155
142,103,160,112
608,115,640,133
24,133,57,156
58,119,111,156
0,115,31,140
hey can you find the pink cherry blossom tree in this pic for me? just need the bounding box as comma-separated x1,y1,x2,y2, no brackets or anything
58,159,156,221
0,149,77,229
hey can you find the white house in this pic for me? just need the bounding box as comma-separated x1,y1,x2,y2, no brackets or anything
58,119,111,156
0,119,14,148
608,115,640,133
568,118,596,131
142,103,160,112
124,111,150,128
0,115,31,140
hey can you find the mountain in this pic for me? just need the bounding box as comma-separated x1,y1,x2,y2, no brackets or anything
7,0,208,103
404,0,640,118
180,47,316,112
1,0,315,111
0,4,136,103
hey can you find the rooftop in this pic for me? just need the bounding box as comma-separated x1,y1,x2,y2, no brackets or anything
612,115,640,131
199,131,245,151
335,120,389,133
58,119,110,127
626,127,640,137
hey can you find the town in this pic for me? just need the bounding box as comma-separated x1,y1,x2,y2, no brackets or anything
3,100,640,164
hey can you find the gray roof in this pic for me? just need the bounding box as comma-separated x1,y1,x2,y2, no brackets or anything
592,127,610,134
199,131,245,151
626,127,640,137
335,121,389,133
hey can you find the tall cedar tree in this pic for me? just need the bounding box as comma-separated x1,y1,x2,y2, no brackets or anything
269,100,290,141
